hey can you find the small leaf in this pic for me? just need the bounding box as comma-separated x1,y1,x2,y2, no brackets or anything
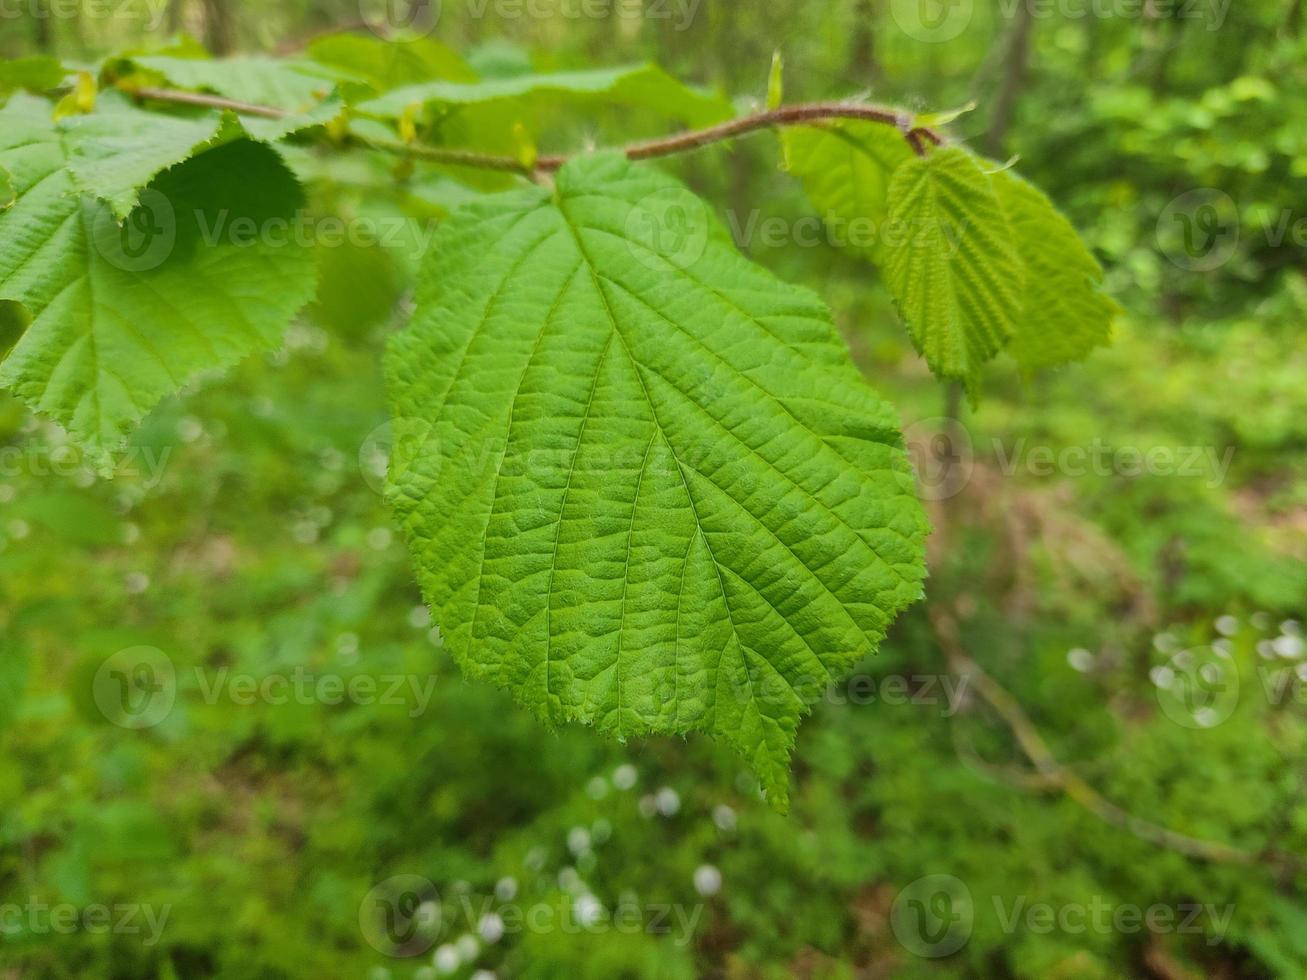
991,168,1120,371
884,146,1024,391
305,32,476,90
53,71,97,120
0,55,67,94
913,100,977,128
359,63,732,129
783,120,914,262
386,153,927,809
766,50,784,110
398,102,420,144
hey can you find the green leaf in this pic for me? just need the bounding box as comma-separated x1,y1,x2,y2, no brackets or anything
305,32,476,90
0,301,25,360
128,54,339,111
884,146,1024,391
466,39,533,79
386,152,927,809
0,55,67,94
0,94,316,461
991,168,1120,371
63,92,341,220
61,92,237,220
358,63,731,128
787,133,1115,388
766,50,784,111
0,165,13,210
783,120,914,262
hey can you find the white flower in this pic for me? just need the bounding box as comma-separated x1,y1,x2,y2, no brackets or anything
432,944,460,974
693,864,722,896
1066,648,1094,672
1273,635,1305,659
567,827,592,856
655,787,681,816
478,912,505,944
1149,666,1175,689
573,894,603,926
455,934,479,960
613,764,638,790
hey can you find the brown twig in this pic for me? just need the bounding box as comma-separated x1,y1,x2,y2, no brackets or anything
123,85,944,172
930,604,1305,874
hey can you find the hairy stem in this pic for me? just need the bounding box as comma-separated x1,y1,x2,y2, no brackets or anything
123,85,943,172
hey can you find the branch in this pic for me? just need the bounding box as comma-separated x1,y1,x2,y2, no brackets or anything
130,85,286,119
930,604,1306,874
123,85,943,173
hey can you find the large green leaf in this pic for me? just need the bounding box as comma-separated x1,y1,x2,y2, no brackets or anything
0,94,316,461
305,32,476,90
884,146,1024,392
992,168,1120,371
359,63,731,128
386,152,927,808
782,120,914,262
0,55,67,94
62,92,341,219
61,92,236,220
128,54,340,110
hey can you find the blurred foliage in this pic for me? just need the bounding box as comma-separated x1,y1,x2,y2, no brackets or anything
1,0,1306,977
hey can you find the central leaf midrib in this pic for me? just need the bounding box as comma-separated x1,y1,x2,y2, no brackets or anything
553,197,752,726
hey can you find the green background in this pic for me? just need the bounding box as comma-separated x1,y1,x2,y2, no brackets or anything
1,0,1305,976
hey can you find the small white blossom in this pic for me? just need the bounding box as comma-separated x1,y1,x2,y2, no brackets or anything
1066,648,1094,672
613,764,638,790
655,787,681,816
693,864,722,896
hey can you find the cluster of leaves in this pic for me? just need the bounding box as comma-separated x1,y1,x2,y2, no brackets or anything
783,123,1119,395
1,6,1305,978
0,34,1114,803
